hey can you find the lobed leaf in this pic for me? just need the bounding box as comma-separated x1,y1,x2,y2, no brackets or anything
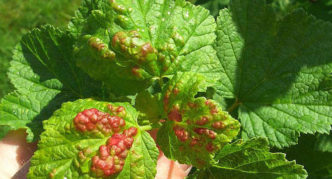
156,73,240,167
70,0,220,95
28,99,159,179
0,25,104,141
215,0,332,148
284,134,332,178
315,132,332,153
192,138,307,179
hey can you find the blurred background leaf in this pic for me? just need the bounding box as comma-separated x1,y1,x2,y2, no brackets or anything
0,0,81,98
195,0,230,17
281,133,332,178
193,0,332,21
268,0,332,21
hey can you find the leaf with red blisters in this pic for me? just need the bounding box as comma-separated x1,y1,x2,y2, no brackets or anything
157,73,240,168
91,127,138,177
28,99,158,179
71,0,219,96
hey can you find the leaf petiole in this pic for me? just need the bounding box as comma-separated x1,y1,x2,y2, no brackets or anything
140,125,153,131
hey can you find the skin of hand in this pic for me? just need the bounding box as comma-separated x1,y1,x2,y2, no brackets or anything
0,130,36,179
0,130,191,179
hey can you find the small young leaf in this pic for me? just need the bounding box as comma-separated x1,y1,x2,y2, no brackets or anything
215,0,332,148
157,73,240,168
70,0,220,95
135,90,162,125
193,138,307,179
28,99,158,179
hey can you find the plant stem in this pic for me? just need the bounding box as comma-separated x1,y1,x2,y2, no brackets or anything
227,98,241,113
158,77,164,88
140,125,153,131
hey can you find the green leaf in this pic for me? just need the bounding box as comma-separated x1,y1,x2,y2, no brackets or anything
269,0,332,22
135,90,162,125
156,73,240,168
0,25,104,141
70,0,220,95
28,99,159,179
215,0,332,148
195,0,230,17
284,134,332,178
315,132,332,153
0,91,66,142
193,138,307,179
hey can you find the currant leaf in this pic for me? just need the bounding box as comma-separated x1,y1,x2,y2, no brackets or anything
135,90,162,125
284,134,332,178
192,138,307,179
28,99,158,179
0,25,104,141
156,73,240,168
315,133,332,153
70,0,220,95
215,0,332,148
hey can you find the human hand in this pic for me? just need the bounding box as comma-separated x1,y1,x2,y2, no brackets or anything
0,130,191,179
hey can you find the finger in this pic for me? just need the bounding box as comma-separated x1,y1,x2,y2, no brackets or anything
0,129,36,178
155,153,192,179
149,129,192,179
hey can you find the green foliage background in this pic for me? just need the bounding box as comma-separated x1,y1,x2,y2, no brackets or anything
0,0,331,178
0,0,82,98
1,0,331,100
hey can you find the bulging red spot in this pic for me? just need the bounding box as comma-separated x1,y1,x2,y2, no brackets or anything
49,169,56,178
168,106,182,122
173,126,188,142
131,66,141,77
91,127,138,177
78,151,86,160
195,116,209,125
190,138,199,147
73,108,126,134
112,34,119,47
88,37,106,51
206,130,216,139
116,106,125,113
210,107,218,115
124,127,138,137
108,105,126,116
124,137,134,149
194,128,206,135
206,142,215,152
194,128,217,139
187,102,197,108
163,93,170,111
107,104,114,112
112,32,126,48
172,88,179,95
212,121,224,129
108,134,125,146
141,43,154,57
